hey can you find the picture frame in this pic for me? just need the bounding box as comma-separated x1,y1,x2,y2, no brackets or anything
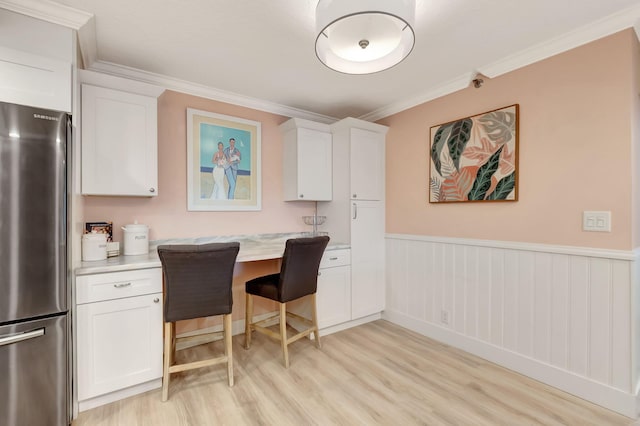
186,108,261,211
429,104,519,203
84,221,113,242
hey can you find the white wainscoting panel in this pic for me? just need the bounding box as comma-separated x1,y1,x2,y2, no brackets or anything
385,234,638,418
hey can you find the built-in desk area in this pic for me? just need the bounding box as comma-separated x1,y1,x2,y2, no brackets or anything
75,232,348,275
73,232,353,412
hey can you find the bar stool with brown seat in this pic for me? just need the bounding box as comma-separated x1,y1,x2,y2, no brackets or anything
157,242,240,401
244,235,329,368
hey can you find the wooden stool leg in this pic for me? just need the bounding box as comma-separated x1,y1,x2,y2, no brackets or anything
245,293,253,349
162,322,172,402
311,293,321,349
279,302,289,368
170,322,176,365
224,313,234,387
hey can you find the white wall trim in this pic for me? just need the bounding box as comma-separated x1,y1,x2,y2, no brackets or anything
383,310,638,419
0,1,334,123
78,379,161,413
386,233,635,260
10,0,640,124
479,3,640,79
87,60,338,124
319,313,382,336
385,234,639,418
78,69,165,98
0,0,92,30
362,4,640,122
358,73,474,122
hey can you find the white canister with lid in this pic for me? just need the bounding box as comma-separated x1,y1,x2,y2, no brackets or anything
82,232,108,261
122,222,150,255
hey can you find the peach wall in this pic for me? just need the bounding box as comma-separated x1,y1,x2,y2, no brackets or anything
82,90,315,243
380,30,636,250
632,31,640,249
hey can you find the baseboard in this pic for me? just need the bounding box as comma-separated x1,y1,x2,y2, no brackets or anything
319,313,382,336
78,379,161,412
383,309,638,419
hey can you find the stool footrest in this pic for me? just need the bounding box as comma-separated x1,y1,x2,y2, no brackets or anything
168,355,229,373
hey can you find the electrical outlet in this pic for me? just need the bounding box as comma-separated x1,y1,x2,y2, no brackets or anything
441,310,450,325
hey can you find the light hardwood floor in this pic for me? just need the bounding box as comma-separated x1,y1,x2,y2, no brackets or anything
73,320,636,425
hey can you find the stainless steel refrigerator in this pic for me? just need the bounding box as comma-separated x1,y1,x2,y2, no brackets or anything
0,101,70,426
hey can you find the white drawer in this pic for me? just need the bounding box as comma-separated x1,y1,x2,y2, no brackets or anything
320,248,350,269
76,268,162,304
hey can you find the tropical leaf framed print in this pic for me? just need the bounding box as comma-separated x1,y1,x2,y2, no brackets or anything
429,104,519,203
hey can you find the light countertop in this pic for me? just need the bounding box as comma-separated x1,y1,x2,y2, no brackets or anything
75,232,349,276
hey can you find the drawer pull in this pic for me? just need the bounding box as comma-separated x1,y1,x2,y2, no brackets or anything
113,282,132,288
153,298,160,303
318,271,322,276
329,257,338,260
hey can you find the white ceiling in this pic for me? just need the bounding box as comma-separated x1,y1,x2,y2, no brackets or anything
5,0,640,122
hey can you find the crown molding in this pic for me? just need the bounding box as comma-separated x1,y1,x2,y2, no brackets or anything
0,0,97,70
479,3,640,78
0,0,92,29
6,0,639,125
88,60,338,124
362,3,640,122
358,73,473,122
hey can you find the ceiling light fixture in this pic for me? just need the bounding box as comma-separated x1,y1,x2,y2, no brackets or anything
315,0,416,75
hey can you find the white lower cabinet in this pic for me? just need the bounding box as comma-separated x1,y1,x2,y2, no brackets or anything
76,268,163,408
288,249,351,331
317,250,351,329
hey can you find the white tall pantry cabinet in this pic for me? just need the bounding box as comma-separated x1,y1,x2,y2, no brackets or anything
319,118,388,320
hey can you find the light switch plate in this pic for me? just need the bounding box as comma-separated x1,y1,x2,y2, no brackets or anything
583,211,611,232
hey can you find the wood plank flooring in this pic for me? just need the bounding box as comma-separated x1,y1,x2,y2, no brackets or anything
73,320,636,425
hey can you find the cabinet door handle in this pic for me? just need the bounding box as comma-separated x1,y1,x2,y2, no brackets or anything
317,271,322,276
149,188,156,193
153,298,160,303
353,193,357,198
113,282,132,288
299,194,304,198
353,203,357,220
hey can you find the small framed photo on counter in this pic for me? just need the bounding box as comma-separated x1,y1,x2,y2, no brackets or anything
84,221,113,242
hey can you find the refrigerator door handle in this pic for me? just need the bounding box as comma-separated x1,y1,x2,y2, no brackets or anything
0,328,45,347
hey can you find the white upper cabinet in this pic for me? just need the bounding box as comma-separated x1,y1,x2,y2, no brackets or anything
281,118,332,201
81,83,159,197
349,128,385,200
0,10,73,112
